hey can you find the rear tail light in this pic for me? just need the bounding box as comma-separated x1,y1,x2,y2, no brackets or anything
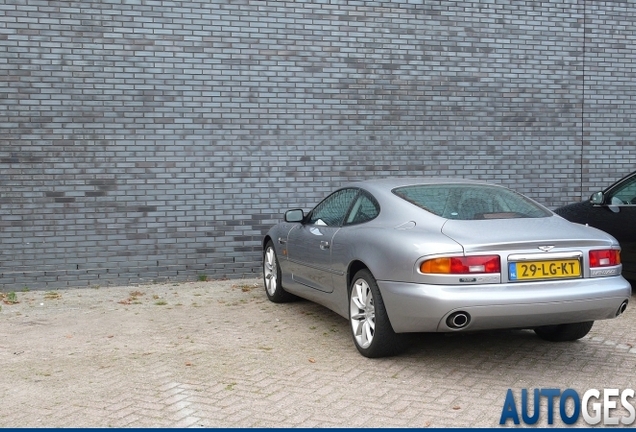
420,255,501,274
589,249,621,268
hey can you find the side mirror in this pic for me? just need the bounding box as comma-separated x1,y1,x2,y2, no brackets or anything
590,191,604,205
284,209,304,223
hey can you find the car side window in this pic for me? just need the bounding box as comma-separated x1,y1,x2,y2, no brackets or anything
307,188,358,227
345,192,380,225
610,177,636,205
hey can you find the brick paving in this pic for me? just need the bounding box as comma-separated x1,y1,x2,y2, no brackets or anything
1,278,635,427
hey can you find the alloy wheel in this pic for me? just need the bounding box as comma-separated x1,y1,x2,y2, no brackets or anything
350,277,376,349
264,246,278,296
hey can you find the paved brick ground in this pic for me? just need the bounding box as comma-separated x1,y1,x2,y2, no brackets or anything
1,278,635,427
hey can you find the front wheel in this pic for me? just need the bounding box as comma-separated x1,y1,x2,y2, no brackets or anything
263,242,295,303
349,269,406,358
534,321,594,342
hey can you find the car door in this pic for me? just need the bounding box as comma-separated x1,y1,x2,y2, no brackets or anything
286,188,359,293
594,174,636,279
329,190,382,281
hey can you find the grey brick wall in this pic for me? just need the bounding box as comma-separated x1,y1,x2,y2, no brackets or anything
1,0,635,289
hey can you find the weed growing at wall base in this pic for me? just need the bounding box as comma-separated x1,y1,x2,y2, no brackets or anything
1,292,18,304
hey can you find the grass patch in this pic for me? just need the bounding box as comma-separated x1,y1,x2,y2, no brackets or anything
44,291,62,300
118,290,146,305
233,283,260,292
2,292,19,304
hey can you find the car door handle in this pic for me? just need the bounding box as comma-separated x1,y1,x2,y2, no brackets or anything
320,241,330,250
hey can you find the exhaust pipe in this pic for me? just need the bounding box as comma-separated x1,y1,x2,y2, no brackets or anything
447,311,471,329
616,300,628,317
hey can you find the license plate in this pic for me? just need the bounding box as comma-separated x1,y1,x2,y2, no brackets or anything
509,259,581,281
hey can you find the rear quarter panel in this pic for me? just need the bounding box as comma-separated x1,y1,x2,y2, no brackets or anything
330,223,464,287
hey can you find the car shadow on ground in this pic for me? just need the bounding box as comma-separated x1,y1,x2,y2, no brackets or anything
275,291,632,371
404,329,545,355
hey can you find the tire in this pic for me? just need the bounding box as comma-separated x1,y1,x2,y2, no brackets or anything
349,269,406,358
534,321,594,342
263,241,295,303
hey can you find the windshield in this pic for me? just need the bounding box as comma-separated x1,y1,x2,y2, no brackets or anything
392,184,551,220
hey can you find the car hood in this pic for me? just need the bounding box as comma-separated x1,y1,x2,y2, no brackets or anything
441,215,617,253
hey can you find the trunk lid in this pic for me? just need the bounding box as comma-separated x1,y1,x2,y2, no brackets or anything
441,215,617,254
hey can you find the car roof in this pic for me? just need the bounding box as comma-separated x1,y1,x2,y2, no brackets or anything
334,177,521,224
604,170,636,194
344,177,501,196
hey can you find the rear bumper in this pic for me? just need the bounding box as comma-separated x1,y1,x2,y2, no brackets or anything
378,276,632,333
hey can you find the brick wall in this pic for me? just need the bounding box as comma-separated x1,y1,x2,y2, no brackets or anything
1,0,635,289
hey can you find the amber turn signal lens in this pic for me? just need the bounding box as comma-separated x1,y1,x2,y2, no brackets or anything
421,258,452,274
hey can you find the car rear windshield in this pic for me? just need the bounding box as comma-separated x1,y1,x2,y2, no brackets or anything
392,184,552,220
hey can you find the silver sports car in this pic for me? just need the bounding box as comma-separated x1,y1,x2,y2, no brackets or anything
262,178,631,358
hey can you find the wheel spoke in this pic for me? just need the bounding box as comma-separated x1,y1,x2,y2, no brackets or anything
268,273,277,293
363,320,373,344
357,281,368,303
352,295,365,311
266,249,275,269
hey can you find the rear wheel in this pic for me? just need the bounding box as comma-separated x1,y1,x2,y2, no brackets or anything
349,269,405,358
534,321,594,342
263,242,295,303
